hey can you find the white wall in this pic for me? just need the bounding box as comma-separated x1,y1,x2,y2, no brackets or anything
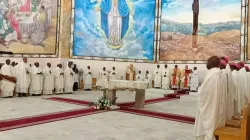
1,57,240,83
70,59,208,82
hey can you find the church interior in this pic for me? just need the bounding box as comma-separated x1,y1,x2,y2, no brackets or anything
0,0,249,140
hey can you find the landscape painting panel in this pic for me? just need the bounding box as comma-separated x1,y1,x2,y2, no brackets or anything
0,0,58,54
73,0,156,60
160,0,241,61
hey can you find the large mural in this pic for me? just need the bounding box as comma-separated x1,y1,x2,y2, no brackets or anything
72,0,156,61
0,0,59,54
159,0,241,61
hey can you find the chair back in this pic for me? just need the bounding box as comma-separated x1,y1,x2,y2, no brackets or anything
240,104,249,140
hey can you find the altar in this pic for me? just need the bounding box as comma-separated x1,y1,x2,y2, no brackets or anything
101,80,149,109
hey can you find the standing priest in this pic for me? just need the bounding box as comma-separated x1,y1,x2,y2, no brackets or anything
193,56,224,140
0,59,16,97
154,65,162,88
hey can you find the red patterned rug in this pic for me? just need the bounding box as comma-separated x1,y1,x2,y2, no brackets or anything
0,108,103,132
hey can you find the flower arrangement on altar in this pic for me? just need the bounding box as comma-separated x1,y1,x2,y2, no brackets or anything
89,96,120,110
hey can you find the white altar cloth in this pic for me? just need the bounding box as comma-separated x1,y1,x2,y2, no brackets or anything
101,80,149,90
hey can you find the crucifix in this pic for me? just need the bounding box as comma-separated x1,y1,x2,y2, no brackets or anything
192,0,199,52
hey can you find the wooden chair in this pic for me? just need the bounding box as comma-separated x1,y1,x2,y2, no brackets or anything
92,78,97,90
214,104,249,140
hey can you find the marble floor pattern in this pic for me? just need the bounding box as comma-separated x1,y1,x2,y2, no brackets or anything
142,94,197,117
0,97,86,120
0,111,195,140
0,89,198,140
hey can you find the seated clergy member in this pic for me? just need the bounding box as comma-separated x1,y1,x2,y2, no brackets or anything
64,62,74,94
84,66,92,90
144,70,152,88
190,67,199,92
15,57,30,97
154,64,162,88
109,67,116,80
96,67,108,87
1,59,16,98
54,64,64,94
193,56,224,140
43,63,53,95
136,70,143,81
162,64,170,90
171,65,181,89
30,62,43,96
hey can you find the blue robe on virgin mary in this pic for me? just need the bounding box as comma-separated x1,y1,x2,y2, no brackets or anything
100,0,129,39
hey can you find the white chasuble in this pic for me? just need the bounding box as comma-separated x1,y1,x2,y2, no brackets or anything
96,70,108,87
144,73,152,88
43,66,53,95
193,68,223,140
64,67,73,93
136,74,143,81
153,68,162,88
15,62,29,93
225,64,235,119
109,70,116,80
162,68,170,90
54,67,64,93
84,69,92,90
190,70,199,91
0,64,15,97
30,66,42,95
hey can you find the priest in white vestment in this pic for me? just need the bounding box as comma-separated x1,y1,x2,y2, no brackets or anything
193,56,224,140
231,63,242,115
84,66,92,90
0,59,16,97
109,67,116,80
54,64,64,94
190,67,199,92
219,60,228,126
144,70,152,88
236,62,248,113
136,70,143,81
153,65,162,88
30,62,43,96
64,62,74,94
15,57,30,97
245,66,250,103
221,58,235,120
162,64,170,90
10,62,16,77
43,63,53,95
96,67,108,87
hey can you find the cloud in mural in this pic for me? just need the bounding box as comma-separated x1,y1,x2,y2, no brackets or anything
73,0,155,60
162,0,241,23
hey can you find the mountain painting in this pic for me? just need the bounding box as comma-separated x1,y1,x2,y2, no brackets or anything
160,0,241,61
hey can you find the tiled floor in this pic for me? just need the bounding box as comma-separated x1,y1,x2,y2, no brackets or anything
143,94,197,117
0,96,86,120
0,112,195,140
0,89,198,140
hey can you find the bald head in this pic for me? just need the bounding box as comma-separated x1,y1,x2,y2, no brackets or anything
206,56,220,70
